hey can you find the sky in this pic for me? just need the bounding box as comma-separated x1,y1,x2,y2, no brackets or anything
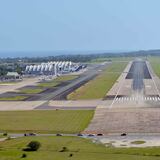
0,0,160,57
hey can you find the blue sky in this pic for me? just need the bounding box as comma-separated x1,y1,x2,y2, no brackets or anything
0,0,160,57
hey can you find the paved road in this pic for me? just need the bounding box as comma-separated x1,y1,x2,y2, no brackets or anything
35,105,96,110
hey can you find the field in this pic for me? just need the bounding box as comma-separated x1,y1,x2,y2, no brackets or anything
38,75,78,88
1,136,160,160
0,81,18,84
0,110,93,133
0,96,28,101
67,62,128,100
148,56,160,78
90,57,134,63
19,88,44,94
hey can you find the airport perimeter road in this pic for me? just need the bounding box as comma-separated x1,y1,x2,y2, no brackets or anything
27,62,110,101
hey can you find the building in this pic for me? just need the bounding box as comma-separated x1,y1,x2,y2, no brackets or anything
5,72,21,80
25,61,84,76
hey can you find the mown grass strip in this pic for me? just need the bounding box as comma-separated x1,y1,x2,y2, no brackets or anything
148,56,160,78
19,88,44,94
0,96,28,101
0,110,94,133
68,62,128,100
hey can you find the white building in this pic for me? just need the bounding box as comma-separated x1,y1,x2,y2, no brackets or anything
25,61,82,76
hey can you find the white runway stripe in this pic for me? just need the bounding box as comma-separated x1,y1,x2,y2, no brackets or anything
114,96,160,102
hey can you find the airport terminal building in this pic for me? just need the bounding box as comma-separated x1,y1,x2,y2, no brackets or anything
25,61,85,76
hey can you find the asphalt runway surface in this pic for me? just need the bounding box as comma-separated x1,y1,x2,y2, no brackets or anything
126,60,151,79
126,60,151,92
132,60,145,91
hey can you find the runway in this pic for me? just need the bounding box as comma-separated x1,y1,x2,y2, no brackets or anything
84,59,160,134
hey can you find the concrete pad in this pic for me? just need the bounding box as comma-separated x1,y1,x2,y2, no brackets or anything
106,61,132,97
49,100,102,107
84,107,160,134
0,78,40,94
0,101,45,110
94,135,160,148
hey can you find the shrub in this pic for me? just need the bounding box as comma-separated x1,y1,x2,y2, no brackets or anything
21,153,27,158
69,153,73,157
59,146,69,152
23,141,41,151
3,133,7,136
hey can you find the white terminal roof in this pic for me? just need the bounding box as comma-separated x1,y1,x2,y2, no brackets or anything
7,72,19,76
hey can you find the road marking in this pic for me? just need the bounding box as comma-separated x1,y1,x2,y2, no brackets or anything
113,96,160,102
109,61,133,109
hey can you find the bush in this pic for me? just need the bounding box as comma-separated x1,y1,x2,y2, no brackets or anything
59,146,69,152
69,153,73,157
23,141,41,151
21,153,27,158
3,133,7,136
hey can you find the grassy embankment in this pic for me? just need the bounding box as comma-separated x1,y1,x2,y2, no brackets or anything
0,110,93,133
148,56,160,78
1,136,160,160
68,62,128,100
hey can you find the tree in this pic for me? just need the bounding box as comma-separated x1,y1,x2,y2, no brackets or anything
23,141,41,151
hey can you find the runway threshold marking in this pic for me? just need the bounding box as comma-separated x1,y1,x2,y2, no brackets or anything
115,96,160,102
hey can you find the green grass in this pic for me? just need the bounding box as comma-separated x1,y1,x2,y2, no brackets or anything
131,140,146,145
38,75,78,88
148,56,160,78
19,88,44,94
56,75,78,81
67,62,128,100
1,136,160,160
90,57,134,63
0,96,28,101
0,110,93,133
38,81,60,87
0,81,18,85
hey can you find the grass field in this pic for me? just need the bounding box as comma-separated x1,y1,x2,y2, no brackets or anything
0,110,93,133
38,75,78,88
0,95,28,101
19,88,44,94
131,140,146,145
90,57,134,63
0,81,18,85
148,56,160,78
1,136,160,160
67,62,128,100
